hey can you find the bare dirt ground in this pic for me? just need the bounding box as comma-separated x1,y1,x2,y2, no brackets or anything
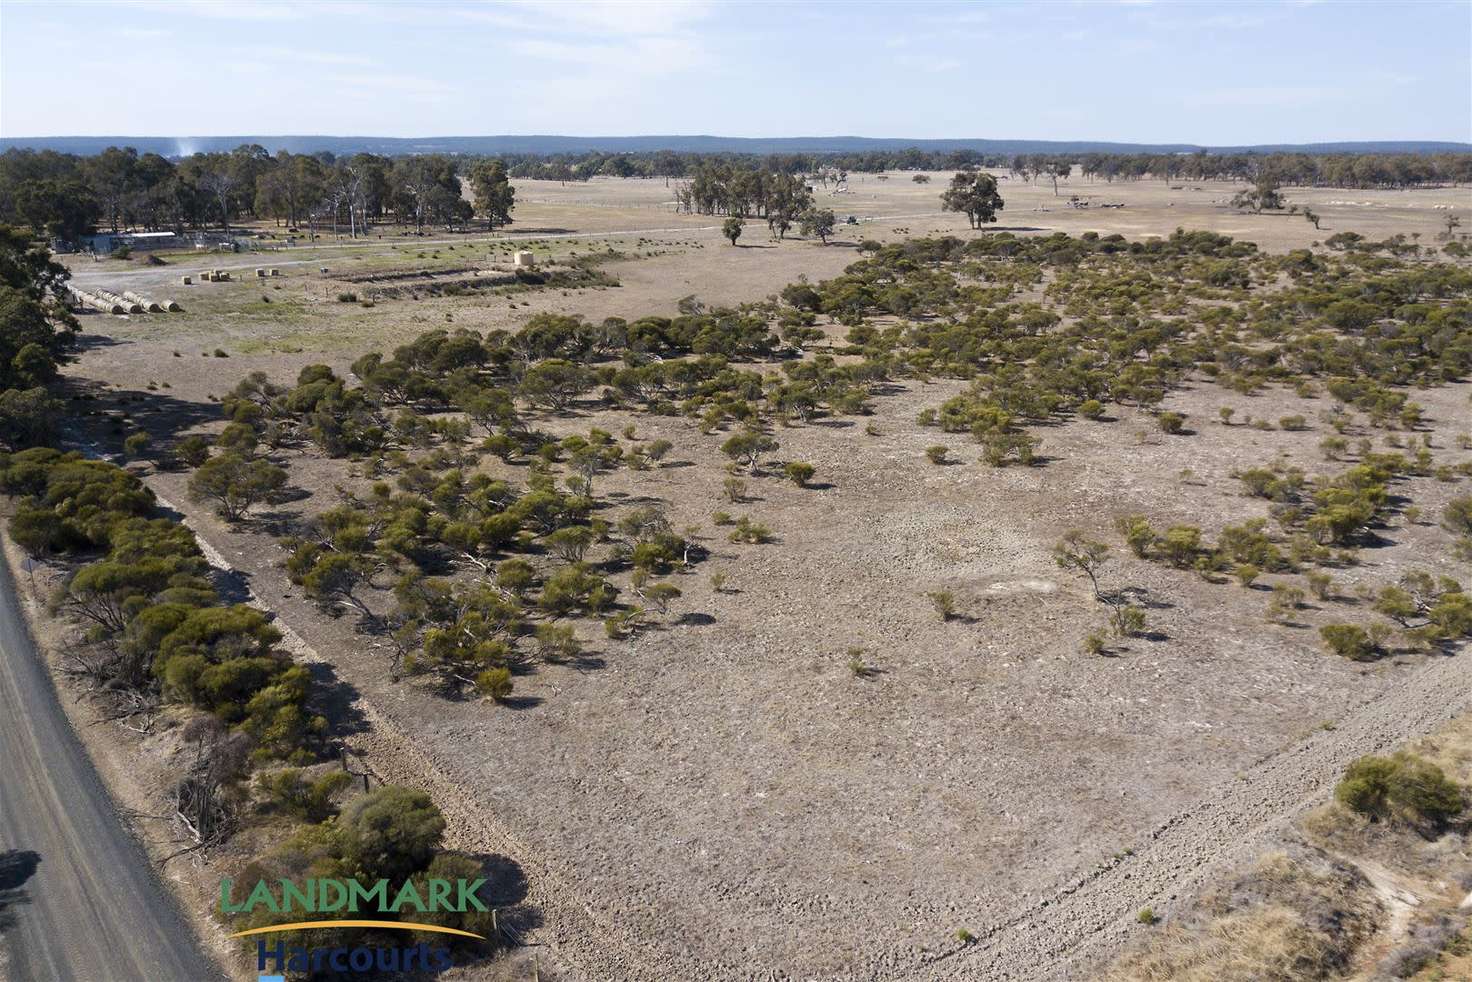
63,171,1471,365
51,173,1472,980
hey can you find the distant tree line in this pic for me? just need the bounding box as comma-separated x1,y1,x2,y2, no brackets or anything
501,148,1472,190
4,141,1467,246
0,146,513,244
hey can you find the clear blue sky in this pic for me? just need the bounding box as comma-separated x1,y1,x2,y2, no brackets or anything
2,0,1468,144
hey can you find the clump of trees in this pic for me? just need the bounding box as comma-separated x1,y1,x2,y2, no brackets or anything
673,162,814,238
3,448,328,849
0,227,74,449
4,449,323,761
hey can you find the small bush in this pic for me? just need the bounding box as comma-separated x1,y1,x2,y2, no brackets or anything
1114,605,1147,638
784,461,816,486
534,623,581,663
336,292,358,303
256,769,351,823
925,445,949,464
1307,571,1333,600
1158,412,1186,434
122,432,151,459
474,667,514,701
1444,497,1472,536
927,589,957,621
727,516,772,544
1320,623,1377,661
173,434,212,469
1336,752,1464,825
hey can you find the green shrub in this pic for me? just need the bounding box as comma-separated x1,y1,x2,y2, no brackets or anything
474,667,514,701
1159,526,1202,567
927,589,957,621
123,432,151,458
1307,571,1334,600
784,461,816,487
256,768,351,823
173,434,212,468
1444,497,1472,536
336,785,444,882
1319,623,1376,660
1233,564,1260,587
1336,753,1464,825
727,516,773,544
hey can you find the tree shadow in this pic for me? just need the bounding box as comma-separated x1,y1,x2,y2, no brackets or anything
405,851,542,979
674,611,716,627
68,330,131,352
249,510,307,538
0,850,41,930
1117,586,1174,611
305,662,371,740
61,375,222,452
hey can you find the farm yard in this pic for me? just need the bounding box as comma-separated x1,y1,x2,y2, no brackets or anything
27,165,1472,980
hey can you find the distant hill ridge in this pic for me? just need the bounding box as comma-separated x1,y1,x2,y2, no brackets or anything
2,135,1468,157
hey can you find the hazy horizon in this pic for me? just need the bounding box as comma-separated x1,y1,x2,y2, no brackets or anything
2,0,1469,145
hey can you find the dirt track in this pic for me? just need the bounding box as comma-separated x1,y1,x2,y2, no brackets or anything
910,646,1472,981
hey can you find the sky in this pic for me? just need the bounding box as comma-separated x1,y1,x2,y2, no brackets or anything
1,0,1469,145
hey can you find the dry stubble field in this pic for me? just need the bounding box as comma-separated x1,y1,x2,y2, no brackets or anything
57,172,1472,980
